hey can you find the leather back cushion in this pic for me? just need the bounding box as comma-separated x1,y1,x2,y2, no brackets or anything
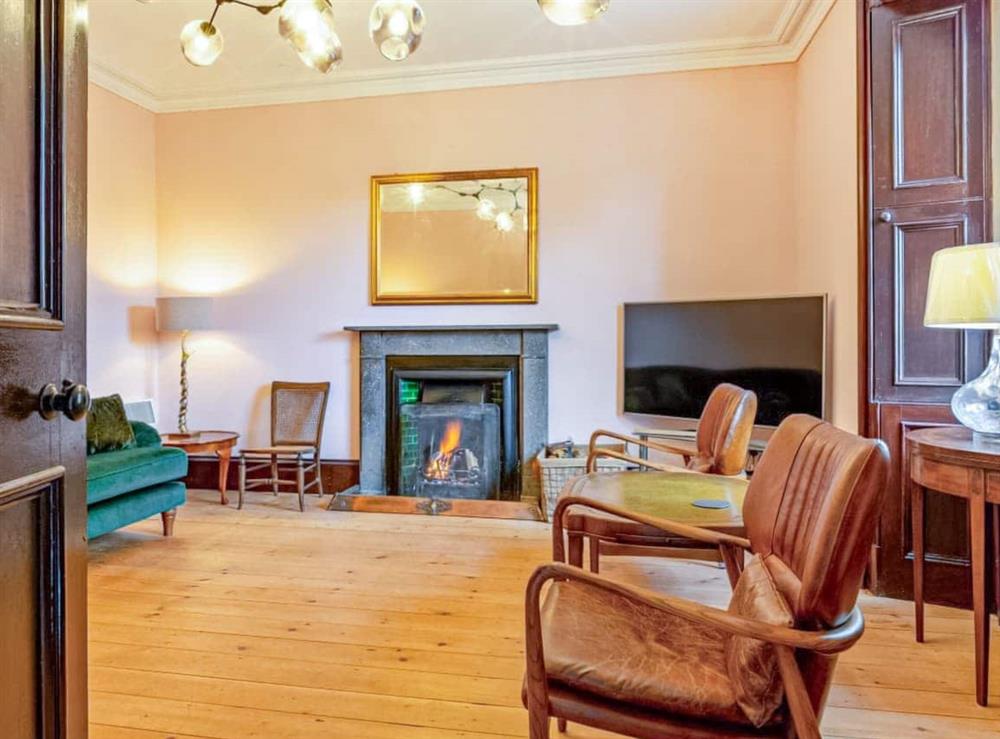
725,554,794,727
742,415,889,626
694,384,757,476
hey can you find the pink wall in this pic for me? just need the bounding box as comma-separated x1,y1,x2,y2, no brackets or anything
793,0,858,431
87,84,159,415
151,65,800,457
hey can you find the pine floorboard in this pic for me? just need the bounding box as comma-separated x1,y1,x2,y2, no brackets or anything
88,489,1000,738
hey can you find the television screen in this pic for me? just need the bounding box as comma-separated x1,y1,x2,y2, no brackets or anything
623,296,826,427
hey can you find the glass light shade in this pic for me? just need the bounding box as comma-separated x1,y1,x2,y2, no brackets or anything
924,243,1000,439
475,198,496,221
279,0,343,73
495,211,514,232
180,20,224,67
537,0,609,26
369,0,425,61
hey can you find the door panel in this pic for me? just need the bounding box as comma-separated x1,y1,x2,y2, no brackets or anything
875,404,973,604
871,0,987,208
863,0,991,607
0,1,88,737
0,0,39,306
871,201,988,404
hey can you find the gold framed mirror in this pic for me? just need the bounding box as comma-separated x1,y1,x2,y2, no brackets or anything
370,168,538,304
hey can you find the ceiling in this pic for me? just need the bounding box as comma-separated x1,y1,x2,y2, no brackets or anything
88,0,834,113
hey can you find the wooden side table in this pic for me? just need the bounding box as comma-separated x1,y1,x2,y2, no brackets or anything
907,427,1000,706
162,431,240,505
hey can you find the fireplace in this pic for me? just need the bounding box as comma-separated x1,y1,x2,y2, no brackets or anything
344,324,557,502
387,356,519,500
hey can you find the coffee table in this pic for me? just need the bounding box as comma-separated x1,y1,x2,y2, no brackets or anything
553,470,748,572
162,431,240,505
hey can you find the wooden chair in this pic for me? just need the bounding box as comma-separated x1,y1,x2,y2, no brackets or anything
565,383,757,572
525,415,889,738
238,381,330,512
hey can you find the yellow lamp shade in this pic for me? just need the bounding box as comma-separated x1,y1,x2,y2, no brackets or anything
924,243,1000,329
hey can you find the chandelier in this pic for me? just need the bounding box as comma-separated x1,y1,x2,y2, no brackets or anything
175,0,609,72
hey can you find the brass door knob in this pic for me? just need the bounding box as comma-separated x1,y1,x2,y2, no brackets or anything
39,380,91,421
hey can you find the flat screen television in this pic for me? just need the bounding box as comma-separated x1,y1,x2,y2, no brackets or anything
623,296,826,427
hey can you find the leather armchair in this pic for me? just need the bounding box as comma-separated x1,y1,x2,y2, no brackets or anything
586,382,758,476
525,415,890,738
563,383,757,574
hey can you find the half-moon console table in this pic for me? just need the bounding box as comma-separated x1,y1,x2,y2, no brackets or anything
907,426,1000,706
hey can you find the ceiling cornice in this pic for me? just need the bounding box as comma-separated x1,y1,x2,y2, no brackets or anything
89,0,834,114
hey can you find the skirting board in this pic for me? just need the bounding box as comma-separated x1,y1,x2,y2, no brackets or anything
328,490,543,521
185,456,359,494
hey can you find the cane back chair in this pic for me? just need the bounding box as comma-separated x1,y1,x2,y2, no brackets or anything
527,415,889,738
564,383,757,573
238,381,330,512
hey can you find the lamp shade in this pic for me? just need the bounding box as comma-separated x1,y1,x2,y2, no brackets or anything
924,243,1000,329
156,296,214,332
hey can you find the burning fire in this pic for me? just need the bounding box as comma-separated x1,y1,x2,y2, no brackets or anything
425,421,463,480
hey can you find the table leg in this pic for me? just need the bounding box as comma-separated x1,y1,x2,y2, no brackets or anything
970,482,990,707
993,505,1000,623
912,483,925,644
216,447,232,505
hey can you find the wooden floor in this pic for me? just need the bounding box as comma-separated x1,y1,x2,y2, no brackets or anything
87,489,1000,738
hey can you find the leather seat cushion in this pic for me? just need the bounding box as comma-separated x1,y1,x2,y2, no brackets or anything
541,579,753,727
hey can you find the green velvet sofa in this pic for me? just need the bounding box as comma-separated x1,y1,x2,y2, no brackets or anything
87,421,188,539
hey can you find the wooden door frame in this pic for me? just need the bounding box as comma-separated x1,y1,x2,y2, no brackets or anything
856,0,994,597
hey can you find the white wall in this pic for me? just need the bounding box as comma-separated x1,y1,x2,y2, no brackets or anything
792,0,859,431
87,84,159,417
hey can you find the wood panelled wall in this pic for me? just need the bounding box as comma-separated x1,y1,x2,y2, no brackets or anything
860,0,993,606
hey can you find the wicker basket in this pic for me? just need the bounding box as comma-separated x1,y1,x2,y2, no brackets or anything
536,444,633,522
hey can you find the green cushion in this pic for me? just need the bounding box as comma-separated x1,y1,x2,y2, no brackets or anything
87,481,186,539
87,395,136,455
87,445,188,505
130,420,163,448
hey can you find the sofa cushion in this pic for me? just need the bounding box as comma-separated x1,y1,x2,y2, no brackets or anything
725,554,795,727
540,579,754,727
87,481,186,539
87,394,136,455
87,445,188,506
130,420,163,448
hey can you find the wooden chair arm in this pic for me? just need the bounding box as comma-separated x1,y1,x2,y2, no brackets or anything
527,562,866,656
776,645,822,739
585,447,685,473
589,429,699,462
552,495,751,556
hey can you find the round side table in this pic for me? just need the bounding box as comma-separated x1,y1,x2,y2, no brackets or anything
162,430,240,505
907,426,1000,706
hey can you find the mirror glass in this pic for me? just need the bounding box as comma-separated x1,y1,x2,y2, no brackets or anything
371,169,537,304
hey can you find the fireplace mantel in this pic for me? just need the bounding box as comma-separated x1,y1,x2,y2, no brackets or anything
346,324,557,496
345,324,558,332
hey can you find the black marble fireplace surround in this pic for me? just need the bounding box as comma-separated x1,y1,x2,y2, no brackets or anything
344,325,557,498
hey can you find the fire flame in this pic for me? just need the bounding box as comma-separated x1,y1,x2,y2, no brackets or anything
425,421,463,480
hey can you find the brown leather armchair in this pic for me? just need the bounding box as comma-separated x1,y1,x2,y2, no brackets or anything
563,383,757,573
586,382,757,476
525,415,889,738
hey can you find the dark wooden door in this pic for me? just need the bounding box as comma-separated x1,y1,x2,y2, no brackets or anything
0,1,89,737
862,0,992,605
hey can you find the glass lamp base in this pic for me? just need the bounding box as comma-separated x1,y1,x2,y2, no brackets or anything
952,333,1000,438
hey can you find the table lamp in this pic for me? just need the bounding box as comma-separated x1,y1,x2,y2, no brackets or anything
924,243,1000,440
156,296,214,435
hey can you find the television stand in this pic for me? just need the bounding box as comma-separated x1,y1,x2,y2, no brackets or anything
631,427,768,476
